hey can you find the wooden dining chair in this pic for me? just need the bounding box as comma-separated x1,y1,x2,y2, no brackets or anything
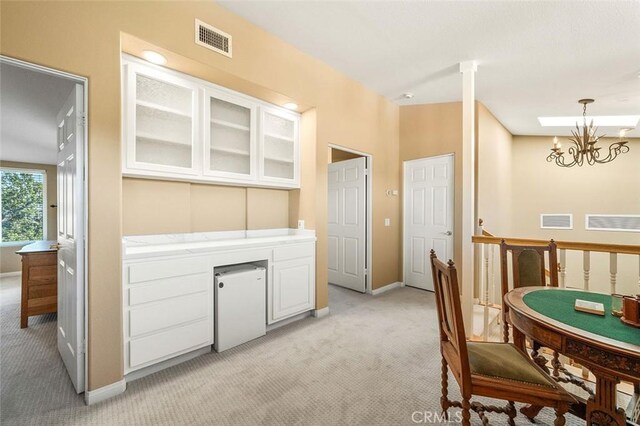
429,250,574,426
500,240,558,344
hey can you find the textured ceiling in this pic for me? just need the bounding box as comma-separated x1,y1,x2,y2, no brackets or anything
219,1,640,137
1,62,75,165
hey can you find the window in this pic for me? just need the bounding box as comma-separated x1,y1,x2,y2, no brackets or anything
0,168,47,245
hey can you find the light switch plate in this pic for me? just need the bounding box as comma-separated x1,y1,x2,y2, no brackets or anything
384,218,391,227
297,220,305,230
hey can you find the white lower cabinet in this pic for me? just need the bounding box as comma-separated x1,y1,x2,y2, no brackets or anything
123,256,213,374
270,244,316,324
123,238,315,376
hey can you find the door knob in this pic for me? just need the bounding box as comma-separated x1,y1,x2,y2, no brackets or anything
442,231,452,236
50,243,61,250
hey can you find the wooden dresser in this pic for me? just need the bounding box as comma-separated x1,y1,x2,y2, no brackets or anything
16,241,58,328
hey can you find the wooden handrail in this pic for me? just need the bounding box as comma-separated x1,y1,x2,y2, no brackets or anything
472,235,640,256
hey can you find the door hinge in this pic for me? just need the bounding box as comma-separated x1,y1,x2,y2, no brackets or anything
79,339,86,354
79,114,87,127
364,269,368,276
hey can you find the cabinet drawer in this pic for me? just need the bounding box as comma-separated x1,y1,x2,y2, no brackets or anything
273,243,314,262
129,293,209,338
128,273,209,306
129,319,211,369
127,257,209,284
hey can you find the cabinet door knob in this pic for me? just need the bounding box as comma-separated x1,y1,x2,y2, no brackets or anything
218,282,224,288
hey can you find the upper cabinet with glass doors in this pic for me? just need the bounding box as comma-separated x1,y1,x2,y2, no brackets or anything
123,63,200,176
122,56,300,189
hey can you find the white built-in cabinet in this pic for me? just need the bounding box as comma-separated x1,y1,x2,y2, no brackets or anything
122,238,315,375
122,56,300,189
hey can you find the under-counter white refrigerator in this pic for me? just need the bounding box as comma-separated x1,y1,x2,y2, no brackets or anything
214,264,266,352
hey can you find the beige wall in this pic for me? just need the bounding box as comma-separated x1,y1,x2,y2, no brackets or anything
329,148,363,163
1,2,400,389
511,135,640,295
399,102,464,274
476,103,513,237
0,161,57,273
122,179,288,235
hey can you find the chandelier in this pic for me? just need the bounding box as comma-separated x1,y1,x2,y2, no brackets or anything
546,99,630,167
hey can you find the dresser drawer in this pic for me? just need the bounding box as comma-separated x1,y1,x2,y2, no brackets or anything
128,273,209,306
127,257,209,284
128,319,211,369
129,292,209,338
273,243,314,262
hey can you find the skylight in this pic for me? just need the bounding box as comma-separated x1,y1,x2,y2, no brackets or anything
538,115,640,127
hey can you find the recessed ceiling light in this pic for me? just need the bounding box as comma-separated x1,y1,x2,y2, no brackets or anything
142,50,167,65
538,115,640,127
402,93,414,99
283,102,298,111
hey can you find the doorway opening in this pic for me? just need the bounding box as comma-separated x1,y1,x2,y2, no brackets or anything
0,56,88,397
403,154,454,291
327,145,372,293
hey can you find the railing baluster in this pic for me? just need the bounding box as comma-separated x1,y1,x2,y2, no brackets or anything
559,249,566,288
609,252,617,295
583,251,590,291
483,242,489,341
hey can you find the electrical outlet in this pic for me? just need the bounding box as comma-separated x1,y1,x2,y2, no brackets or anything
384,218,391,227
297,220,305,230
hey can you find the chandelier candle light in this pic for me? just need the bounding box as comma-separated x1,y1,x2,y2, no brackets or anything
547,99,630,167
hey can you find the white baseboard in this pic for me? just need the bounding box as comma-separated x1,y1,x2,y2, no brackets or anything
0,271,20,279
371,281,403,296
84,378,126,405
311,306,329,318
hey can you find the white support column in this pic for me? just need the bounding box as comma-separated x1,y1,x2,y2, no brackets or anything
460,60,477,336
609,252,617,295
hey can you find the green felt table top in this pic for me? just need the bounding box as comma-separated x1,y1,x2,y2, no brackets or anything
522,288,640,347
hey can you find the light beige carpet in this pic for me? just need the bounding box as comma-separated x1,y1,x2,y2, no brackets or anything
1,284,583,425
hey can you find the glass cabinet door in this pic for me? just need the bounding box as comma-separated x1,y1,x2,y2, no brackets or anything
127,65,198,174
260,107,298,184
204,91,256,180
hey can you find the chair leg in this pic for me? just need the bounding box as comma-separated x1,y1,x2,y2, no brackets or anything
440,357,449,419
502,315,510,343
552,351,560,378
507,401,516,426
554,403,568,426
461,399,471,426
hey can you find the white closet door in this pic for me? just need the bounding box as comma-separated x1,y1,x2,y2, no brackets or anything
403,155,454,291
328,157,367,293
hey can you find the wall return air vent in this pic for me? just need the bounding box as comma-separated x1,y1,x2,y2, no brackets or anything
540,214,573,230
585,214,640,233
195,19,232,58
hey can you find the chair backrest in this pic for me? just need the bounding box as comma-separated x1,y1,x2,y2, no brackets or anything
499,240,558,342
500,240,558,297
429,250,472,396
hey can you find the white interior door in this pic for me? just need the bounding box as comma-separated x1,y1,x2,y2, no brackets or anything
403,155,454,291
328,157,367,293
56,84,85,393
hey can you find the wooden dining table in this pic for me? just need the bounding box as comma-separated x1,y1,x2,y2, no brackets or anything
504,287,640,426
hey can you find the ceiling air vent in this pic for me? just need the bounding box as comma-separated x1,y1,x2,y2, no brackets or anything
195,19,232,58
540,214,573,230
585,214,640,233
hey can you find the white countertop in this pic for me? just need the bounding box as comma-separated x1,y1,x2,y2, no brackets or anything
123,228,316,260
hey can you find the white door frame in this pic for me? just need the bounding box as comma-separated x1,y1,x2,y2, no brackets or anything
1,55,89,394
402,153,455,289
328,144,373,293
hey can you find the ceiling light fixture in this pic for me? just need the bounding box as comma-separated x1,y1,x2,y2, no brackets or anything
402,93,414,99
283,102,298,111
547,99,630,167
142,50,167,65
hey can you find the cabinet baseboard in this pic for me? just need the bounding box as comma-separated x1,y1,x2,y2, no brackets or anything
84,379,126,405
